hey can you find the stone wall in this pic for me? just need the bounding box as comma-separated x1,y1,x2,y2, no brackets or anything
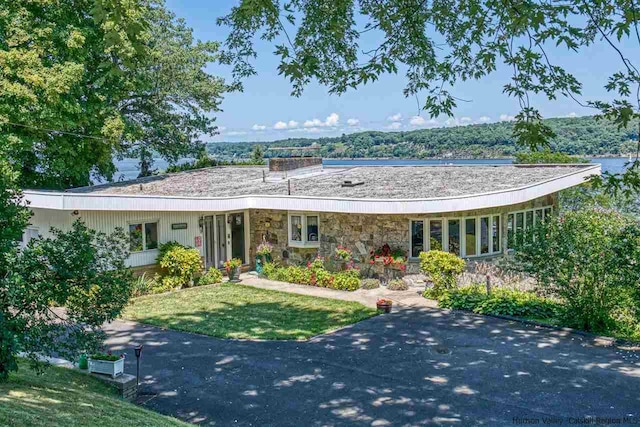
248,194,555,271
268,157,322,172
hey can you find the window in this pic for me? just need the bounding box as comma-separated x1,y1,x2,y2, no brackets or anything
448,219,461,256
480,217,490,255
21,227,40,248
410,220,424,257
129,221,158,252
507,206,553,248
465,218,476,256
492,215,501,253
288,213,320,247
429,219,443,251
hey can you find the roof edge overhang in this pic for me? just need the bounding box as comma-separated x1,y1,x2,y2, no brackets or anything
23,164,601,215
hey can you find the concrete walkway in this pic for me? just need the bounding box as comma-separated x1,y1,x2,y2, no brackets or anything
240,273,435,309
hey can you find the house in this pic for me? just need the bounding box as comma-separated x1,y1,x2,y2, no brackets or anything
22,158,600,274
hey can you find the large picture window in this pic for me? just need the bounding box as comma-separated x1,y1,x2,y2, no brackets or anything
507,206,553,248
410,215,502,259
288,213,320,247
129,221,158,252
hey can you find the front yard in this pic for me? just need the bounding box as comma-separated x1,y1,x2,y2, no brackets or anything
123,283,377,340
0,362,187,427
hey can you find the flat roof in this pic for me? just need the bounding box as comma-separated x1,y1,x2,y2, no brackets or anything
67,164,596,200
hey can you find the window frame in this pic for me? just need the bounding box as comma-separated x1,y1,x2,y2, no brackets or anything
506,205,553,248
409,214,502,259
128,220,160,253
288,212,321,248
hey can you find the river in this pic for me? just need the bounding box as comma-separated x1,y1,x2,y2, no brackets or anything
113,156,631,182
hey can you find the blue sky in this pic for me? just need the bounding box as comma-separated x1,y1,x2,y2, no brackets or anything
166,1,638,143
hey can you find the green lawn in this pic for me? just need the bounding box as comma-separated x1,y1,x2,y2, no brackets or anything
0,362,188,427
123,283,377,340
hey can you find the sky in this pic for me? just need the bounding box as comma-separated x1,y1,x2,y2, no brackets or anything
165,1,639,143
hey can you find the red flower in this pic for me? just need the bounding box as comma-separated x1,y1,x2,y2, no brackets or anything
369,260,374,265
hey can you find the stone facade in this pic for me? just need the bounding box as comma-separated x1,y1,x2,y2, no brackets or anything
249,194,556,272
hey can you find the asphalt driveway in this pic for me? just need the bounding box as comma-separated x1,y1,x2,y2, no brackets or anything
104,307,640,426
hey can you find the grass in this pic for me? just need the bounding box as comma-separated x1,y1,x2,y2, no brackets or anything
0,362,188,427
123,283,377,340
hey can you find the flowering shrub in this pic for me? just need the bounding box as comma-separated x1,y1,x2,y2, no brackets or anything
262,257,361,291
334,245,353,261
369,243,407,271
157,241,203,287
197,267,223,286
419,250,465,297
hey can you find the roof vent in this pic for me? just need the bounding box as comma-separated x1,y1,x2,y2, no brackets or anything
341,180,364,188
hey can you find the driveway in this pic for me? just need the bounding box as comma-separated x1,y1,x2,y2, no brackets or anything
104,307,640,426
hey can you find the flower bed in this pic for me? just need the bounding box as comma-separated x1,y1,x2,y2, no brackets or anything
262,257,361,291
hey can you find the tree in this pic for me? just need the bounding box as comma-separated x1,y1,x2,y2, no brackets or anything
251,144,265,163
0,220,132,381
514,208,640,333
0,0,149,189
0,0,224,188
121,3,225,177
219,0,640,193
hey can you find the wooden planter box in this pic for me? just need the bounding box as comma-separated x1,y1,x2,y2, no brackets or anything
88,357,125,378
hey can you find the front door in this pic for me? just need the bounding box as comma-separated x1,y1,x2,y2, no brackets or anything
216,214,227,268
230,212,246,264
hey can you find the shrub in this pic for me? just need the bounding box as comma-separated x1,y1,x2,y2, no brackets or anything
198,268,223,286
131,273,154,297
387,279,409,291
427,285,561,319
419,250,465,297
361,279,381,290
157,242,202,287
154,275,183,293
331,270,361,291
514,207,640,333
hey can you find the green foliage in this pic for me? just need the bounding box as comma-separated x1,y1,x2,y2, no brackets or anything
331,270,361,291
198,268,223,286
220,2,640,194
514,207,640,333
419,251,466,297
262,261,362,291
89,353,123,362
559,184,640,217
515,149,588,164
361,279,381,290
387,279,409,291
251,145,265,163
157,242,202,288
1,220,132,381
0,0,224,188
131,273,154,298
428,285,561,319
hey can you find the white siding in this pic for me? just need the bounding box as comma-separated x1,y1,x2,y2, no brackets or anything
30,208,203,267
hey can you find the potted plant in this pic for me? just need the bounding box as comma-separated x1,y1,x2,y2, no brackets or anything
376,298,393,313
370,244,408,281
224,258,243,282
88,351,125,378
256,241,273,274
334,245,354,271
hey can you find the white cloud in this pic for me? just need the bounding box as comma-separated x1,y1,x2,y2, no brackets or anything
304,118,324,127
347,118,360,126
217,125,227,131
288,120,299,128
387,113,402,122
566,112,578,118
325,112,339,127
273,121,288,130
386,121,402,130
409,116,426,126
251,124,267,131
499,114,515,122
227,131,247,136
303,113,340,128
460,116,472,124
478,116,491,123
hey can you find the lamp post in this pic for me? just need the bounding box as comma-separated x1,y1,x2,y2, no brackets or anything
134,345,143,390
